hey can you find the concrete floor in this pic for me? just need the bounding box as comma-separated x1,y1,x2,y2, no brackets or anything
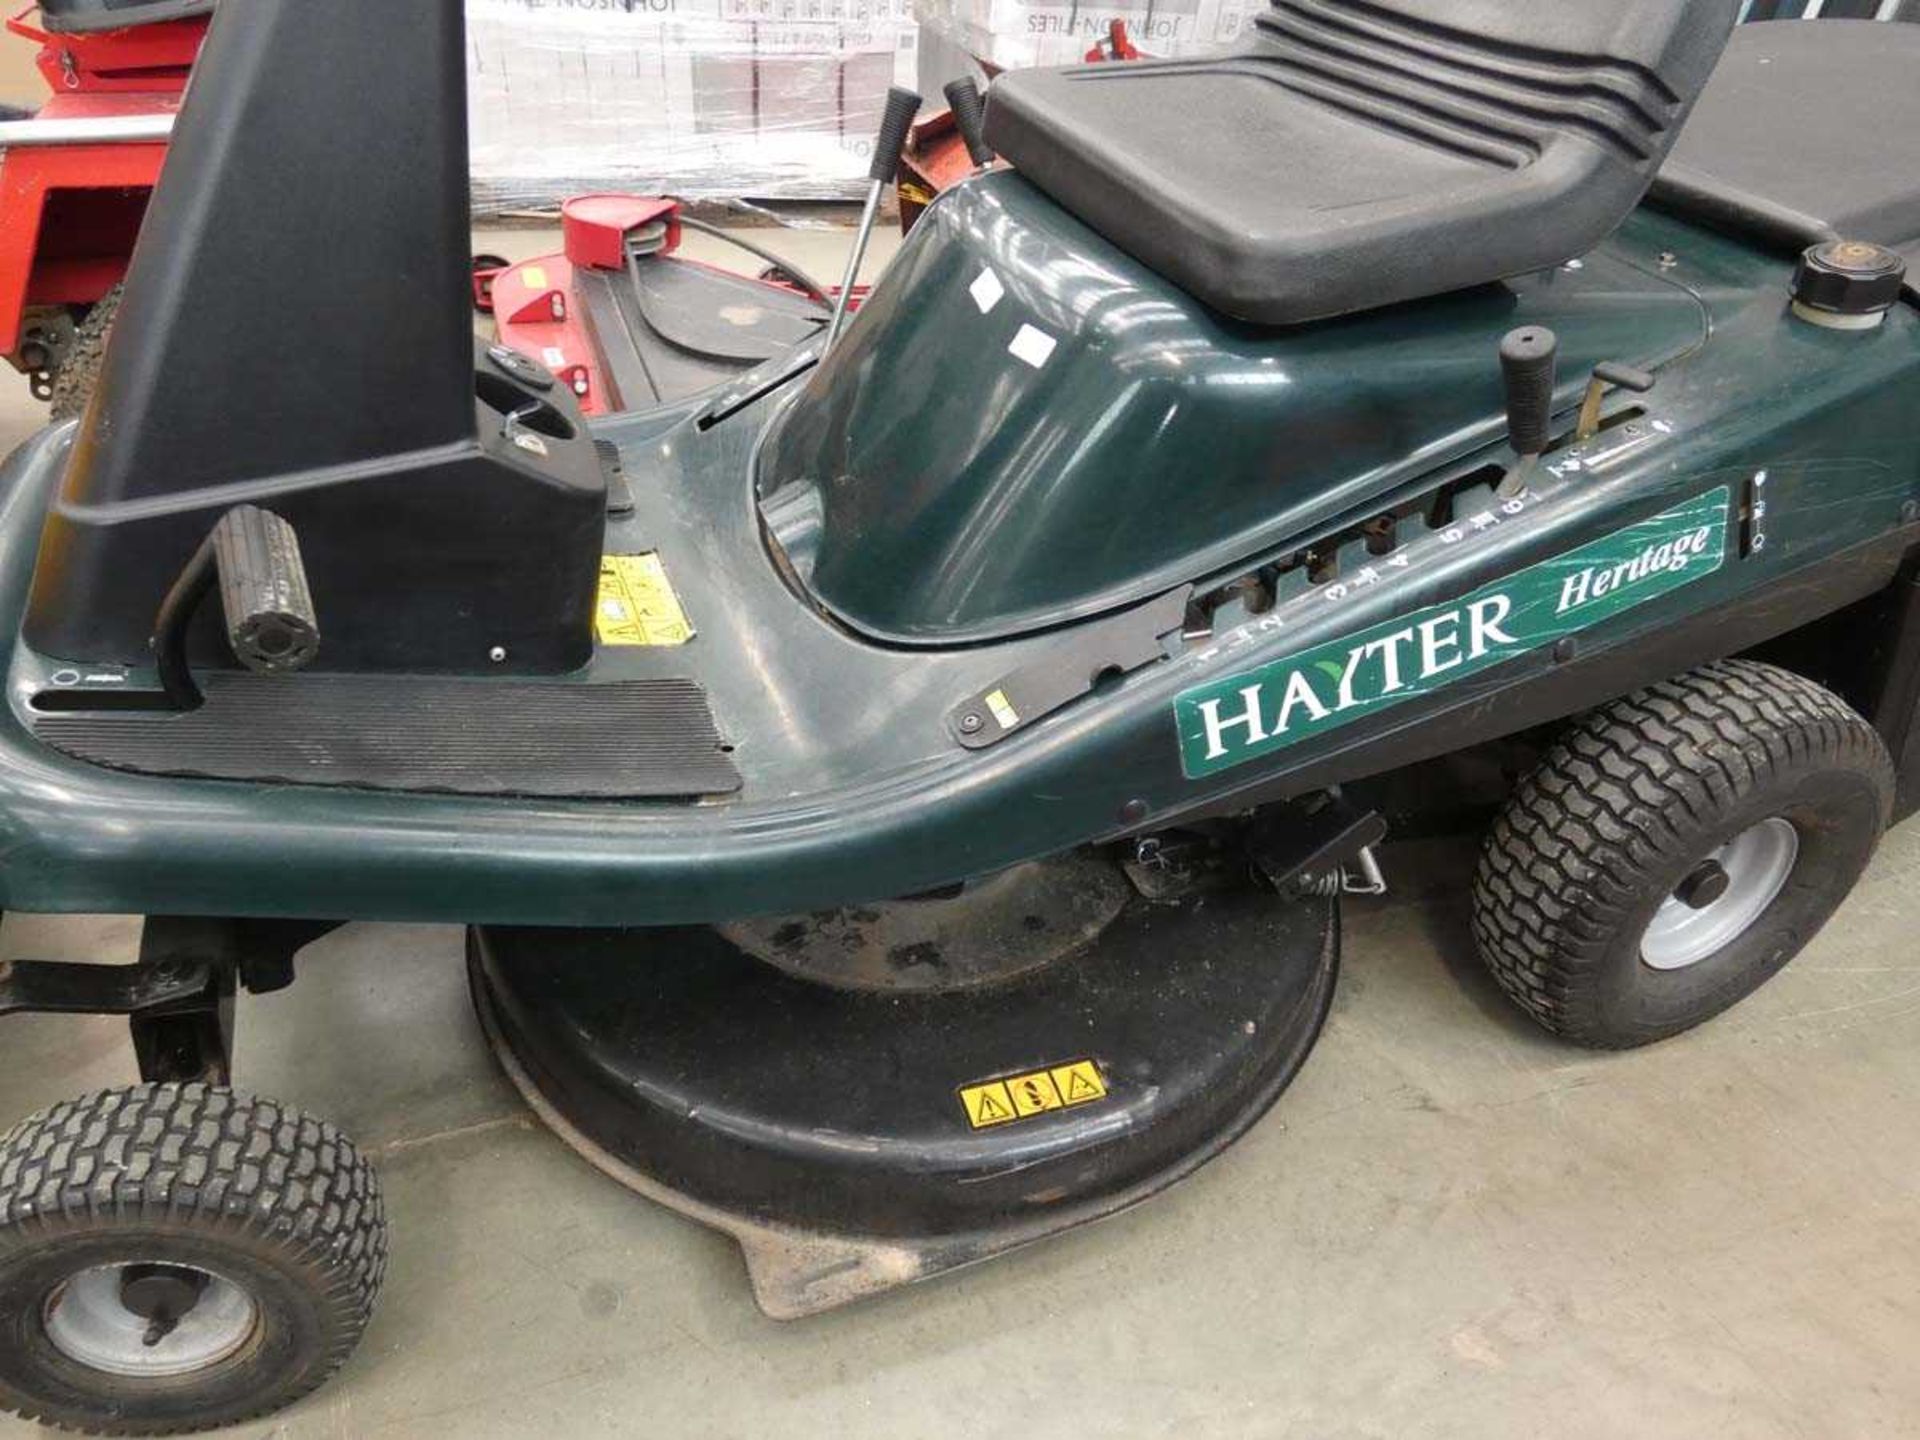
2,232,1919,1439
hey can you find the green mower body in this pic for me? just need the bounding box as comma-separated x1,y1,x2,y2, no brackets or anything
0,177,1916,926
4,3,1920,1429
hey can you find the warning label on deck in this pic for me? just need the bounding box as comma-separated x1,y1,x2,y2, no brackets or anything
960,1059,1109,1129
596,553,694,647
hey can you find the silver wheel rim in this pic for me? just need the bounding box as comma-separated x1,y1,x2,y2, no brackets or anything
43,1264,258,1378
1640,817,1800,972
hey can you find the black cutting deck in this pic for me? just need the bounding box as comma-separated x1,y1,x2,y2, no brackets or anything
471,880,1338,1315
34,674,740,799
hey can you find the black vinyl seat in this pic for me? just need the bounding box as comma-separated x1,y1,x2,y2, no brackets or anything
984,0,1740,326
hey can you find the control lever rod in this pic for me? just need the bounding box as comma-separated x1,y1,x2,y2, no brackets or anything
1575,361,1657,442
825,86,922,353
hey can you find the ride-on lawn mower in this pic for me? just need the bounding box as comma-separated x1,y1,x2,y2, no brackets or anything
2,0,1919,1430
0,1,209,417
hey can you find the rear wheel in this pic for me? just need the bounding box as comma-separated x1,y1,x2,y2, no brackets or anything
1473,660,1892,1048
0,1084,386,1435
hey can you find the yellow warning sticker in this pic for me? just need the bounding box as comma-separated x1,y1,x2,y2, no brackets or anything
596,553,694,647
1049,1060,1108,1107
522,264,550,291
960,1059,1108,1129
984,689,1020,731
1006,1071,1063,1117
962,1082,1016,1129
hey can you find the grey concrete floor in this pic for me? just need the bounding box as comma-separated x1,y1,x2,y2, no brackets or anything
2,232,1919,1439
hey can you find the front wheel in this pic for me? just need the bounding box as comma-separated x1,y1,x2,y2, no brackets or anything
1473,660,1893,1049
0,1084,386,1435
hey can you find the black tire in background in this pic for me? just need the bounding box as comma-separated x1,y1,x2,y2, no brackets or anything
1473,660,1893,1049
470,254,511,314
47,283,124,427
0,1084,386,1436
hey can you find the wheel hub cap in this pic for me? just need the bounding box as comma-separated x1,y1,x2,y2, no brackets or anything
44,1263,257,1378
1641,817,1800,972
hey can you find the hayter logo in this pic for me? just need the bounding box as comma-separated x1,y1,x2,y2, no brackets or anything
1176,490,1730,778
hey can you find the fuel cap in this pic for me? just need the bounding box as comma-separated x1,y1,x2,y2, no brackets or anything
1791,240,1907,330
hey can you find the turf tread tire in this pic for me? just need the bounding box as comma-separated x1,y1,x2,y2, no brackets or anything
47,283,123,427
0,1083,385,1436
1472,660,1892,1048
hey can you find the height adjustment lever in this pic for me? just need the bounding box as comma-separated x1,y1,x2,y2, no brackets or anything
154,505,320,709
1497,326,1558,498
1499,326,1559,457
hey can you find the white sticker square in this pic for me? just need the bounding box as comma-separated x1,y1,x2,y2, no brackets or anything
1008,324,1057,369
542,347,567,369
969,267,1005,314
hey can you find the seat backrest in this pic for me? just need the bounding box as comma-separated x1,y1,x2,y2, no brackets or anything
1251,0,1738,170
983,0,1740,325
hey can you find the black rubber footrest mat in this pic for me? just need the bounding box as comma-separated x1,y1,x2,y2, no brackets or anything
35,675,741,799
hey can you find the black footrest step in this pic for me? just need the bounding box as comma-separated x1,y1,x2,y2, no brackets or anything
35,675,740,799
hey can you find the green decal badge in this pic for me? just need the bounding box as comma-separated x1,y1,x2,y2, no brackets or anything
1177,489,1730,779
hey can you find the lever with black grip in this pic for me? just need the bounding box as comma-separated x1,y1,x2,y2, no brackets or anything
943,78,994,169
867,84,923,186
1499,326,1559,458
826,87,922,351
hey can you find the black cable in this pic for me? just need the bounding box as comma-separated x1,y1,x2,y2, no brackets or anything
152,536,216,710
674,215,835,309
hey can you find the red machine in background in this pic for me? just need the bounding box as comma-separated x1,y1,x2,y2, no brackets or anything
476,193,863,418
0,3,207,416
476,33,1137,415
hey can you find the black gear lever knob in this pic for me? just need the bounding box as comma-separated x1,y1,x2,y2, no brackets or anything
1500,326,1560,457
943,78,994,168
869,86,923,185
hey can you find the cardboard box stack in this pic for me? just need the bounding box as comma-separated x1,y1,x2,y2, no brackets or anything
468,0,919,208
913,0,1253,68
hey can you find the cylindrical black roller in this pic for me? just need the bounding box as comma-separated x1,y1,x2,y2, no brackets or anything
1499,326,1559,457
943,78,993,167
868,86,923,184
212,504,320,673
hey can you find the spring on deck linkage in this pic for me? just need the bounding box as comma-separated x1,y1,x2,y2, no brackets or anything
1303,847,1389,898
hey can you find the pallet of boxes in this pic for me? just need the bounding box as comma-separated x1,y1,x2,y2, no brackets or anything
466,0,921,207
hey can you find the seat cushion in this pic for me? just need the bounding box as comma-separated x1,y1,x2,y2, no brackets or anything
984,0,1739,326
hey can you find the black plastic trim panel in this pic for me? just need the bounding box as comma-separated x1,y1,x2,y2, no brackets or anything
34,676,741,799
